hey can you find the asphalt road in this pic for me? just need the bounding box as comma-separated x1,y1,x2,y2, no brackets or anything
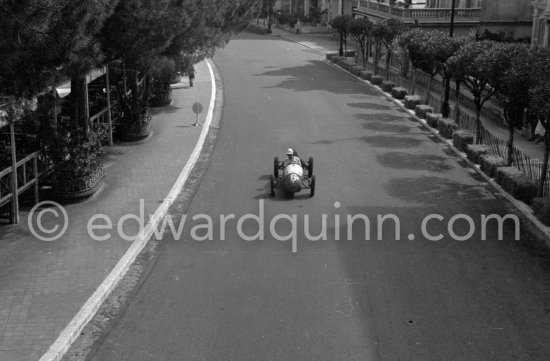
90,32,550,361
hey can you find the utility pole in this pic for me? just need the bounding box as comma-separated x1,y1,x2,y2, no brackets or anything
441,0,456,118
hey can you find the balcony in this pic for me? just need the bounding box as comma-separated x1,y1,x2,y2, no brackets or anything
355,0,481,25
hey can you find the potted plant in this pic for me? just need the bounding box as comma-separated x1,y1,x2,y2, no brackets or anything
117,90,152,141
44,122,107,200
150,57,176,107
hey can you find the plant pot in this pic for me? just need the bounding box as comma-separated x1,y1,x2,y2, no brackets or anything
121,121,152,141
52,163,105,200
150,92,172,107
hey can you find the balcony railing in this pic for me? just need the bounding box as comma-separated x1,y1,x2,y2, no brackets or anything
356,0,481,23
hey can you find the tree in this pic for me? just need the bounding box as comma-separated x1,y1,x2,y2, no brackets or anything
330,15,352,56
410,30,468,105
394,27,428,94
413,30,447,104
349,17,372,69
493,43,532,166
0,0,62,97
529,48,550,197
438,36,469,117
447,40,502,143
372,18,403,79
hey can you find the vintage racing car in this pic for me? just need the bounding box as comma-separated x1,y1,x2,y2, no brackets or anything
270,151,315,198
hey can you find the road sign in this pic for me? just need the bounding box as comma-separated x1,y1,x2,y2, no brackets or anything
192,102,203,126
192,102,203,114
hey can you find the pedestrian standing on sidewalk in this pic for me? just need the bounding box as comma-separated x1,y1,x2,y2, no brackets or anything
187,64,196,87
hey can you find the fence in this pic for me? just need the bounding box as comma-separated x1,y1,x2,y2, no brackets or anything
456,113,550,197
376,52,550,197
0,151,47,222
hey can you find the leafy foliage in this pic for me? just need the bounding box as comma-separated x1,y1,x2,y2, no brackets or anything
492,43,532,165
372,18,403,79
330,15,352,56
529,47,550,196
447,40,503,141
349,17,372,69
43,121,107,180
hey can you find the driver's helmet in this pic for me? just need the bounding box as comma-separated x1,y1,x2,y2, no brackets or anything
286,148,294,156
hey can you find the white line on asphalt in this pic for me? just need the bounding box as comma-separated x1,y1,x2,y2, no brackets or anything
39,59,217,361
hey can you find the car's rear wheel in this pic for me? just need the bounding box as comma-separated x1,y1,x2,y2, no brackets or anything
270,175,276,197
308,157,314,178
310,175,316,197
274,157,279,178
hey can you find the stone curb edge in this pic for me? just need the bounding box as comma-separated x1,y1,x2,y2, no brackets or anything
38,59,219,361
322,58,550,244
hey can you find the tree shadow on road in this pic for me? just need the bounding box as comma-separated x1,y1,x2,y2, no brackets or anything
376,152,454,172
256,60,380,96
347,102,393,111
355,113,410,123
384,176,494,206
313,134,425,148
361,121,411,134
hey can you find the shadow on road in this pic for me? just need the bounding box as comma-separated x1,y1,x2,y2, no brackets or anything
257,60,380,96
376,152,453,172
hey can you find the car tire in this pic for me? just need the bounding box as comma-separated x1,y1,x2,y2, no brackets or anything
308,157,314,178
270,175,276,197
274,156,279,178
310,174,316,197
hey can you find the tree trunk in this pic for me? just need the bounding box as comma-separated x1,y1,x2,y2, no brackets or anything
475,104,482,144
454,80,461,123
145,72,152,104
373,39,380,75
122,59,128,94
385,50,391,80
130,70,141,125
71,72,89,136
539,129,550,197
506,120,515,166
425,75,434,105
411,68,417,95
360,43,366,69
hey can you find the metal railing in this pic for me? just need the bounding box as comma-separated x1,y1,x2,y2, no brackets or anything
356,0,481,22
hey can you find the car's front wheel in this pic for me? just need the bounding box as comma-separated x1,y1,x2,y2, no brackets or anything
274,157,280,178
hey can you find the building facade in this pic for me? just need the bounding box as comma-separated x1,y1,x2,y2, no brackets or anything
532,0,550,47
354,0,532,40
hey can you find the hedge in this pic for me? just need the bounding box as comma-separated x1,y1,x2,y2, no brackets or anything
415,104,433,119
480,154,507,178
350,66,363,76
425,112,442,128
452,130,474,152
404,95,421,110
381,81,396,93
391,87,407,100
246,24,269,34
532,198,550,226
437,118,459,139
326,52,338,61
466,144,491,164
370,75,383,85
495,166,538,204
360,70,373,81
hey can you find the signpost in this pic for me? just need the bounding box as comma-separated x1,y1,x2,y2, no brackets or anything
192,102,203,126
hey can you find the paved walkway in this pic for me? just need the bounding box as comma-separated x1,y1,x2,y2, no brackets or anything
262,24,545,161
0,60,213,361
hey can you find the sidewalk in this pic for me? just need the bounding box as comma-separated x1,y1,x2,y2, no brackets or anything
260,24,545,161
0,60,214,361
